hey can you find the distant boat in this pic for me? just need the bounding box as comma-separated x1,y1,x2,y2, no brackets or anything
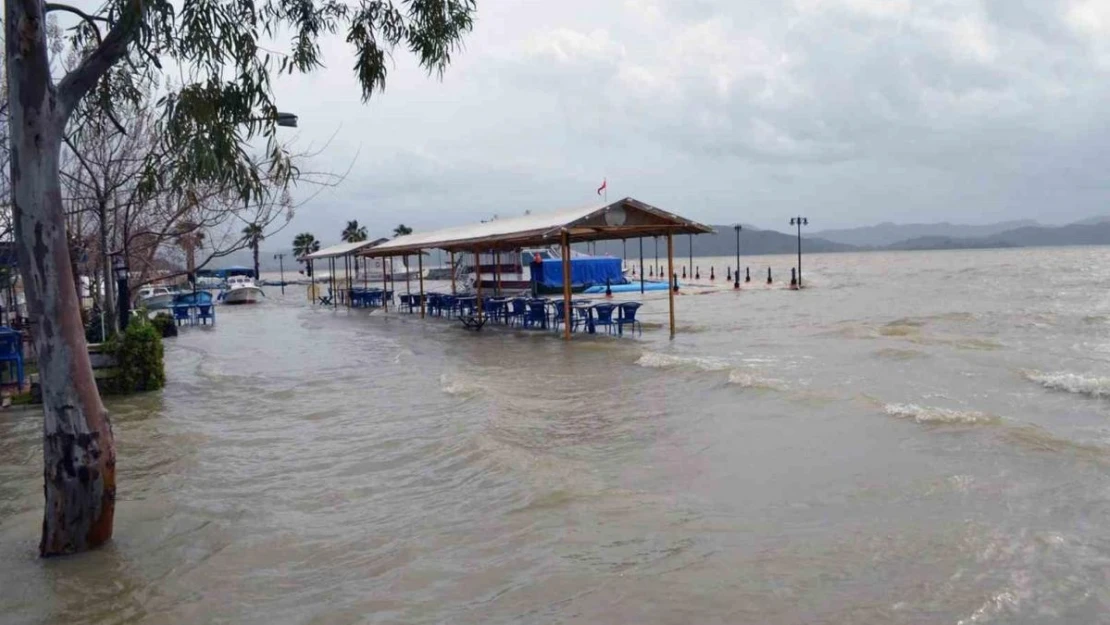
136,286,178,310
219,275,265,304
475,247,630,294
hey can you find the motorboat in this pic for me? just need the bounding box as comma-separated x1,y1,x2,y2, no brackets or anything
136,285,177,310
218,275,265,304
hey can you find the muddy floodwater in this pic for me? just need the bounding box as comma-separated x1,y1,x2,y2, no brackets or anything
3,247,1110,624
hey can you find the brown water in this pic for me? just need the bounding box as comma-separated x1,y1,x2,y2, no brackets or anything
4,248,1110,624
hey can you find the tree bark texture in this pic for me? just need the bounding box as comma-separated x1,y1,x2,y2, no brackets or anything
7,0,116,556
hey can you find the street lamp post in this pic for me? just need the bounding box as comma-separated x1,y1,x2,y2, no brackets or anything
274,253,286,294
789,216,809,288
733,225,742,289
112,254,129,331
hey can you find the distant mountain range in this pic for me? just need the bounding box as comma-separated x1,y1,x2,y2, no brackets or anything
811,220,1041,247
214,215,1110,272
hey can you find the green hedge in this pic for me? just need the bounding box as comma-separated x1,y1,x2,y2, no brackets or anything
104,320,165,393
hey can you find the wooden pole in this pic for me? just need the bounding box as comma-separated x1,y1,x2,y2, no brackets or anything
450,251,456,295
418,252,425,318
667,233,676,339
562,230,572,341
474,250,483,322
382,256,388,311
362,256,368,290
405,254,411,299
495,250,501,296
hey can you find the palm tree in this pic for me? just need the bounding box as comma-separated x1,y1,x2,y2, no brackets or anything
341,220,368,243
242,223,264,278
292,232,320,260
393,224,413,237
175,221,206,278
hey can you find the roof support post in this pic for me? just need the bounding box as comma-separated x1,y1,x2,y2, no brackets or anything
562,230,572,341
450,251,456,295
495,250,501,296
405,254,411,302
667,232,676,339
474,250,483,323
330,257,337,309
639,238,645,294
418,251,425,319
382,256,388,312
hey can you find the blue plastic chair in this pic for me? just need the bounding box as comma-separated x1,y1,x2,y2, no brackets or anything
0,330,24,388
552,301,581,333
508,298,528,326
197,304,215,325
525,300,548,329
174,305,193,326
592,303,617,335
616,302,642,336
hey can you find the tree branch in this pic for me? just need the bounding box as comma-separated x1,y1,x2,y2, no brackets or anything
55,0,144,122
45,2,107,45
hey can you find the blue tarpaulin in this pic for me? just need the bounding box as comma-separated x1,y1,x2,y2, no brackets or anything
537,257,625,288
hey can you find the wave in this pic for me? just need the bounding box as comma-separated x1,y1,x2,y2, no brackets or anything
884,403,1000,425
636,351,731,372
1024,371,1110,399
439,373,482,397
727,370,787,391
874,348,927,360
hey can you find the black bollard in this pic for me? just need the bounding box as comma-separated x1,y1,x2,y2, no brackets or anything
733,266,740,290
710,267,715,281
767,267,772,284
727,267,732,281
632,265,636,276
682,267,687,279
649,266,654,277
790,267,797,288
746,267,751,283
695,266,700,280
605,277,613,298
673,273,679,293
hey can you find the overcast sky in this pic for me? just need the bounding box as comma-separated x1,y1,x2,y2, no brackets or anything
269,0,1110,245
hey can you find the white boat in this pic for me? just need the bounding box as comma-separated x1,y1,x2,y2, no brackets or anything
136,286,177,310
219,275,265,304
358,257,420,282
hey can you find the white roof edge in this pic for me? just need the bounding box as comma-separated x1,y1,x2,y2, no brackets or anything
303,239,379,260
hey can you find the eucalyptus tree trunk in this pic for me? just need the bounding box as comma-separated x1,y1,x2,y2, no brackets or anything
98,198,116,335
7,0,116,556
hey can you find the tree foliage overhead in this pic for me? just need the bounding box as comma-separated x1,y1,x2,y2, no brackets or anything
393,223,412,237
50,0,478,205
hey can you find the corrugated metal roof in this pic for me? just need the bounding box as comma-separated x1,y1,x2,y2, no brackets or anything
369,204,602,254
303,239,379,260
363,198,712,256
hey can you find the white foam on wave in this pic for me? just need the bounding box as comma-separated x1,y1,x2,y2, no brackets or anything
884,403,1000,425
440,373,481,397
727,370,787,391
1024,370,1110,398
636,351,731,372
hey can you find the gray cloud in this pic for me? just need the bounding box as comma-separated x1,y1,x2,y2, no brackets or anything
268,0,1110,246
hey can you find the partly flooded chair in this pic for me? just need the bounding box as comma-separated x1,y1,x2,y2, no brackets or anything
552,301,581,333
197,304,215,325
508,298,528,326
173,305,193,326
525,299,548,329
0,329,24,388
592,303,617,335
616,302,642,336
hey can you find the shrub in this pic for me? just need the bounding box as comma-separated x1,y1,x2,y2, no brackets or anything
104,320,165,393
150,312,178,338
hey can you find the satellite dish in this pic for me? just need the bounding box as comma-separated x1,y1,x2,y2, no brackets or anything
604,206,627,226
